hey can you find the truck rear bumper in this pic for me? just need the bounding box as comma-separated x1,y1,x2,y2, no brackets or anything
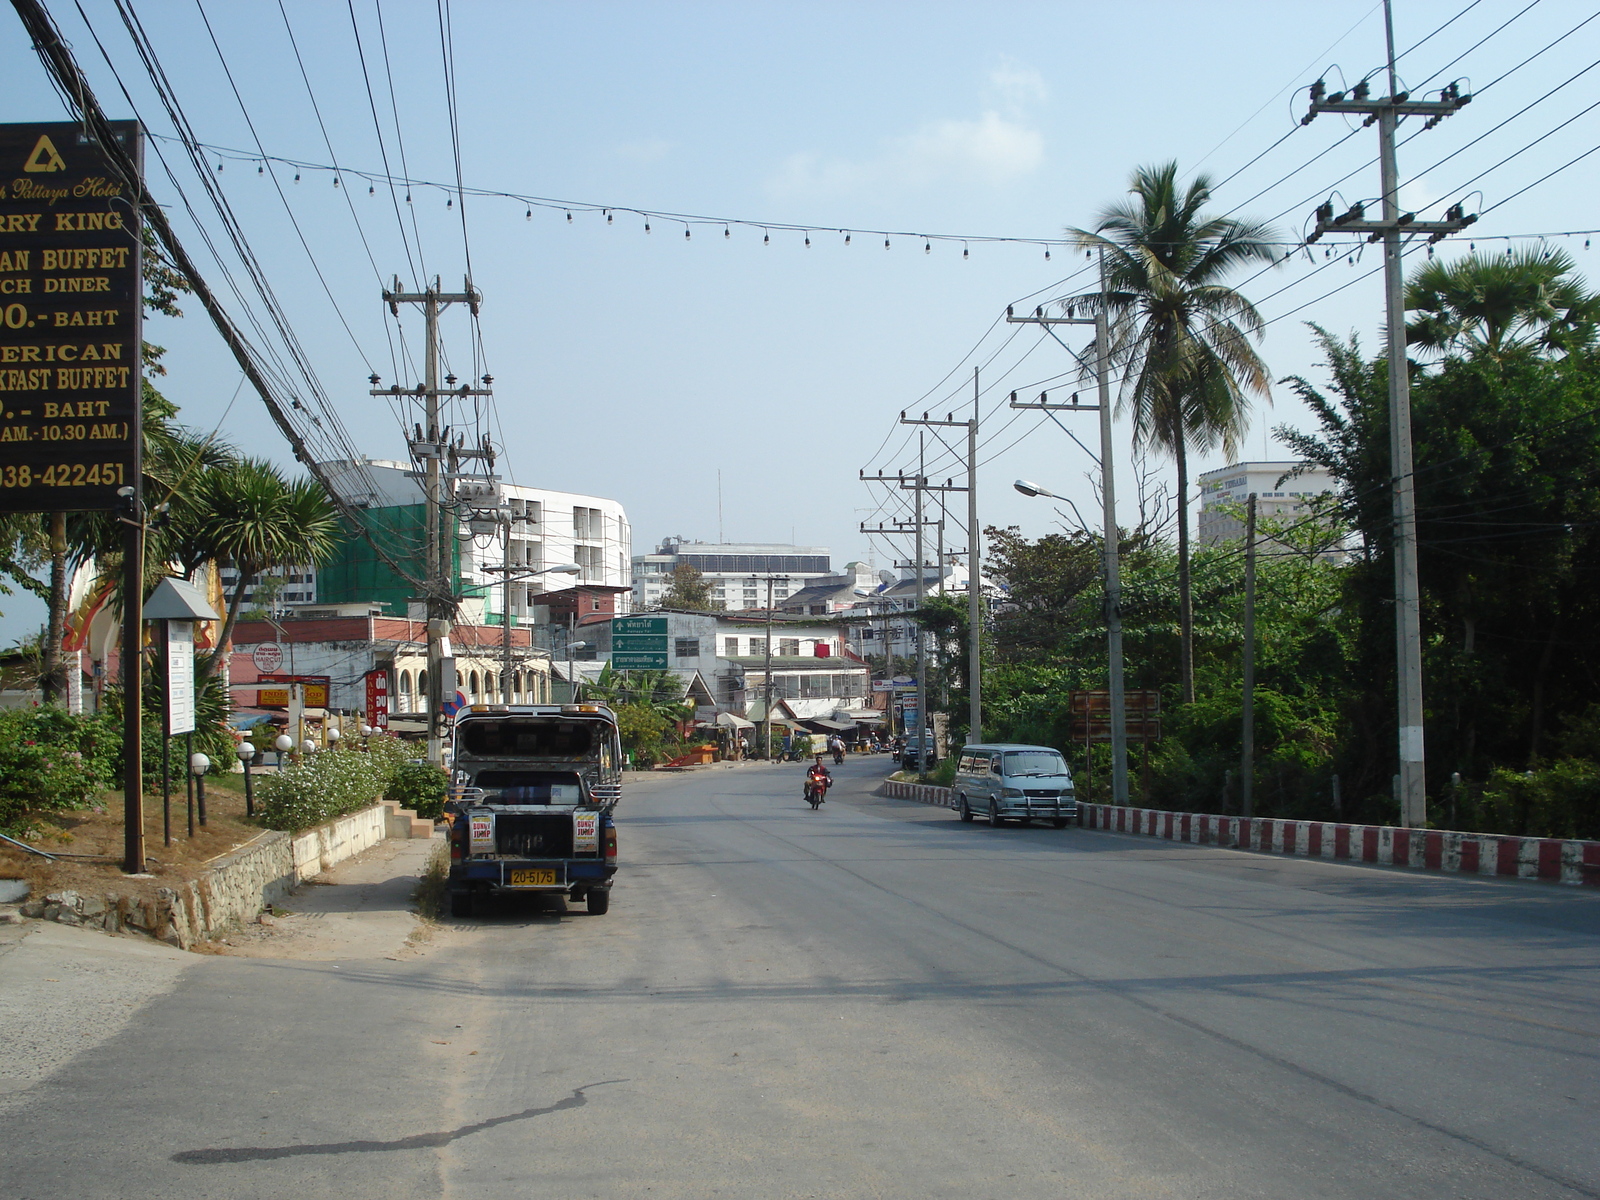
454,860,616,892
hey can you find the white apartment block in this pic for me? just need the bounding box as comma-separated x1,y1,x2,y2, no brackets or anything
216,564,317,612
1197,461,1340,545
633,539,832,611
323,459,632,624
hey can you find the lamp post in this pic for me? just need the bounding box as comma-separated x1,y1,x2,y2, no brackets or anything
237,742,256,817
476,561,581,704
567,641,590,703
189,753,210,831
1016,478,1128,806
274,733,294,774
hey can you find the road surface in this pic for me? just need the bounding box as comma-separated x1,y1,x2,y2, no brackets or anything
3,755,1597,1199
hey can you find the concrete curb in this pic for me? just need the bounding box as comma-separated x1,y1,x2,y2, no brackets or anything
17,800,405,949
877,780,1600,888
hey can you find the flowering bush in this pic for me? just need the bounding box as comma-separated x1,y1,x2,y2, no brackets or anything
254,747,385,832
0,708,117,835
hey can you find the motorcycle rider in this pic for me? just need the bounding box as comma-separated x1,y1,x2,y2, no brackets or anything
827,733,845,765
806,756,832,802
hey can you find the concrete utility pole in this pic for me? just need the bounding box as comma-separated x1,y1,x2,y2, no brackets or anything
374,277,491,766
1006,249,1129,806
1240,493,1258,820
896,374,983,743
754,574,788,759
860,514,936,741
1300,0,1474,826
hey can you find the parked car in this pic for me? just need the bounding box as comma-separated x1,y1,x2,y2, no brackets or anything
898,734,935,772
951,743,1076,827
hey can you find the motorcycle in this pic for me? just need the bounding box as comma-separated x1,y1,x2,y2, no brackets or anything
832,746,844,766
804,769,831,809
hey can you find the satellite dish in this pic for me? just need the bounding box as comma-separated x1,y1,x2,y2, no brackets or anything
878,569,896,585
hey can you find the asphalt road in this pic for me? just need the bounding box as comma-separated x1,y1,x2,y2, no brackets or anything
4,755,1599,1199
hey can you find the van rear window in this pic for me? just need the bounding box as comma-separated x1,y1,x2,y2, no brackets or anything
459,719,595,758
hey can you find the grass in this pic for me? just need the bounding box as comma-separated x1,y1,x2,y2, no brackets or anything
412,840,449,922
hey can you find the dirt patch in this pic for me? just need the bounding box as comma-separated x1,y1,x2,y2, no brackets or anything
0,771,272,907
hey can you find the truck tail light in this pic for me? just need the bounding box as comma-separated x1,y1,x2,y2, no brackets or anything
604,826,617,861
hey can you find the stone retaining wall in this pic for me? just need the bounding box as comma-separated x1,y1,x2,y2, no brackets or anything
19,801,396,949
876,779,1600,888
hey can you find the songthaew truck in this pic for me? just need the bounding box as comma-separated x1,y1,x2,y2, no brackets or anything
445,703,622,918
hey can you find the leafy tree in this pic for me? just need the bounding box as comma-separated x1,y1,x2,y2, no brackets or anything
1071,161,1279,703
657,563,718,610
1406,247,1599,362
195,459,342,677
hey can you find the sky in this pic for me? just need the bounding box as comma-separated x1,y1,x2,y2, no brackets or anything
1,0,1596,641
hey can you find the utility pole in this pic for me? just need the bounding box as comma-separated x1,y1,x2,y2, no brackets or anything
754,574,788,759
374,277,491,766
860,515,934,738
1301,1,1474,827
1006,250,1128,806
1240,493,1257,821
896,377,982,743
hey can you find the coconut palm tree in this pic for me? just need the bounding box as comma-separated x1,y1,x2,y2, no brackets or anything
1071,161,1279,703
194,458,342,678
1406,247,1599,361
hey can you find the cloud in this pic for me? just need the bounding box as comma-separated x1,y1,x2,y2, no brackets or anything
615,139,672,165
767,111,1043,201
986,57,1048,112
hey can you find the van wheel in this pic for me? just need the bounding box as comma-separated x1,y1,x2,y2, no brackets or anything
958,796,974,822
989,800,1005,827
586,888,611,915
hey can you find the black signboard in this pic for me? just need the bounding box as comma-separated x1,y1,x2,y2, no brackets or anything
0,121,141,511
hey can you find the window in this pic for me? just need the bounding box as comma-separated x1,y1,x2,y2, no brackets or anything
399,671,413,710
418,669,428,699
675,638,700,659
779,638,799,656
810,605,827,615
749,638,766,656
469,671,481,697
724,638,740,656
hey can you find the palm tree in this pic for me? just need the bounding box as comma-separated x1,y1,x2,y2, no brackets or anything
1406,247,1599,361
194,458,342,678
1071,161,1279,703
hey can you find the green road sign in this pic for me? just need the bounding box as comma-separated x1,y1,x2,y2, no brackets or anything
612,651,668,670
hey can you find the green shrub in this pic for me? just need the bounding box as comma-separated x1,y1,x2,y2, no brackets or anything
0,707,117,835
254,747,385,832
388,760,448,820
1475,760,1600,840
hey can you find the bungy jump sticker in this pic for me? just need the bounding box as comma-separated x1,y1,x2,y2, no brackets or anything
573,812,599,854
469,815,495,856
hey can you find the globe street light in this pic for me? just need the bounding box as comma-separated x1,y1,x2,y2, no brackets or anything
274,733,294,774
189,752,211,833
237,741,256,817
1014,477,1128,806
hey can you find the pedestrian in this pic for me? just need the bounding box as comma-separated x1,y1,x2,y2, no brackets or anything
737,732,749,760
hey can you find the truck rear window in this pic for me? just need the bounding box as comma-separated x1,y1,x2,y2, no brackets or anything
459,719,595,758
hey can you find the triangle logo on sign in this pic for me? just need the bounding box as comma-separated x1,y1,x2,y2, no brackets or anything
23,135,66,173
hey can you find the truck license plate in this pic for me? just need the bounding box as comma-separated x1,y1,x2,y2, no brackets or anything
508,868,557,887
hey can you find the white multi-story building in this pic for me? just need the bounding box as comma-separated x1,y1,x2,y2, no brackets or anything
632,539,832,611
216,564,317,614
319,459,631,623
1196,461,1340,545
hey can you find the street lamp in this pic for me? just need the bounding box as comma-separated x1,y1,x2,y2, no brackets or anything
237,742,256,817
1015,477,1128,806
189,752,211,834
274,733,294,774
327,726,342,748
566,641,590,703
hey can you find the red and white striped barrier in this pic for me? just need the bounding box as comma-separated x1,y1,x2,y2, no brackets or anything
876,779,1600,887
1080,803,1600,887
881,779,956,807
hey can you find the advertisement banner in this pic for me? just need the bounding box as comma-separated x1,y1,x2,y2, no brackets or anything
365,669,389,730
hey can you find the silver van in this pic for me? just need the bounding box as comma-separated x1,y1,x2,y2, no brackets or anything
951,743,1077,827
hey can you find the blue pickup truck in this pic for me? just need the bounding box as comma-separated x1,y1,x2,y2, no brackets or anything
445,703,622,918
